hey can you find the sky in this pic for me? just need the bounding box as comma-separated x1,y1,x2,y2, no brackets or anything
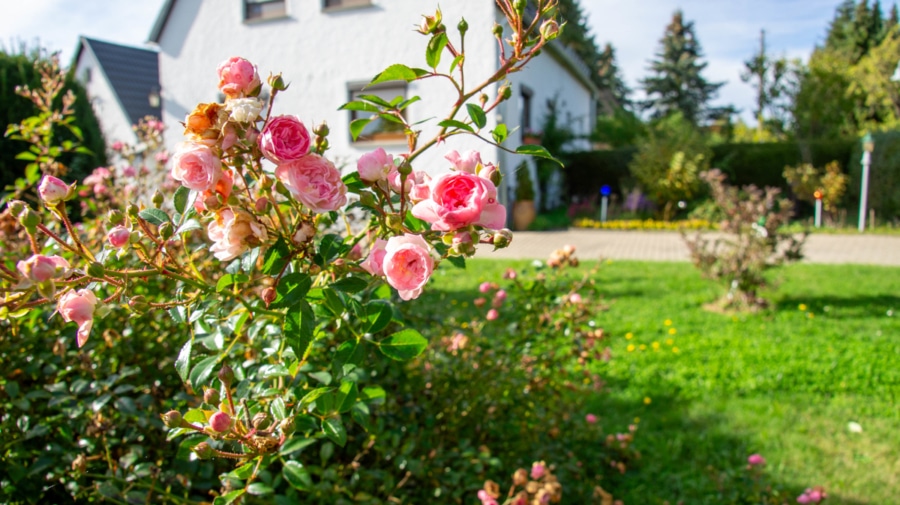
1,0,892,123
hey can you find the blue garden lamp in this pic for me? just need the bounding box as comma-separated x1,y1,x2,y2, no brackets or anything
600,185,611,223
859,132,874,232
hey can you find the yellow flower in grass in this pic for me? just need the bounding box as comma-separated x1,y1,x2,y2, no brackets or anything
807,312,815,319
668,328,677,335
672,347,680,353
625,332,634,340
798,303,807,311
651,342,660,351
634,417,641,423
643,397,652,405
664,319,672,326
626,344,636,352
666,339,674,346
639,344,647,351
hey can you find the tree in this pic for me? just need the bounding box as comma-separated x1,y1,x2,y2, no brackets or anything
741,30,790,136
640,10,725,124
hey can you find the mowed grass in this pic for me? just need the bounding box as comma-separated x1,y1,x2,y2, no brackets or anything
424,259,900,504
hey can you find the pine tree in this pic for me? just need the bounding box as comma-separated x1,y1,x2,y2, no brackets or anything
741,29,789,132
640,10,724,123
597,43,630,105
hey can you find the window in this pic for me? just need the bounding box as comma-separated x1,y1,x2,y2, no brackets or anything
520,86,534,133
323,0,372,11
244,0,287,21
347,82,407,142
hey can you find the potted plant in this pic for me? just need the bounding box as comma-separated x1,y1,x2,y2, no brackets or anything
513,162,537,230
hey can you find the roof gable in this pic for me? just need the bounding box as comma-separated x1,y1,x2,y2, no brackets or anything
81,37,162,124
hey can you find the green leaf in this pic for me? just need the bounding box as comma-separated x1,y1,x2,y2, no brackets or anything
451,54,465,71
350,118,373,141
356,94,393,108
336,381,358,413
330,276,368,294
175,339,192,383
262,238,291,275
361,386,386,405
138,208,170,226
426,32,449,68
466,103,487,129
270,397,286,420
322,288,345,316
437,119,474,133
176,219,202,234
280,436,317,456
283,461,313,491
216,273,249,293
189,356,219,391
365,301,393,334
322,417,347,447
516,144,563,166
213,490,245,505
368,64,427,87
351,402,372,432
247,483,274,496
284,301,315,360
299,387,333,408
447,255,466,269
173,186,192,215
229,461,257,480
271,272,312,309
379,328,428,361
338,101,380,113
397,96,421,111
491,123,508,144
15,152,37,161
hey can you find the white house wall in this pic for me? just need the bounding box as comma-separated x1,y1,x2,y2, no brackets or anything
75,48,138,146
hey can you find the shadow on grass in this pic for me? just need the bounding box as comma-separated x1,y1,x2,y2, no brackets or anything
590,389,871,505
774,294,899,320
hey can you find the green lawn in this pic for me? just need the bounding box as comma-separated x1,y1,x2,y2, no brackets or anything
425,259,900,504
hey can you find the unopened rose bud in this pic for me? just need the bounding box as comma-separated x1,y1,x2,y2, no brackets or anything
161,410,183,428
279,416,295,436
493,229,513,249
261,287,276,307
499,83,512,101
259,175,273,190
7,200,26,217
458,18,469,34
252,412,271,430
192,442,215,460
492,23,504,38
203,388,220,406
268,73,288,91
126,204,139,218
108,210,124,226
128,295,149,314
540,20,560,41
397,163,412,176
209,411,232,433
514,0,527,15
218,363,234,386
38,175,70,206
152,190,164,208
158,222,174,240
312,122,330,137
19,207,41,232
107,225,131,248
358,191,377,209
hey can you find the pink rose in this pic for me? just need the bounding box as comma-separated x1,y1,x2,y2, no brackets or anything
570,293,583,304
209,411,232,433
494,289,507,301
107,226,131,248
445,150,482,174
357,148,394,182
747,454,765,466
217,57,260,98
38,175,70,205
17,254,69,283
479,282,492,293
382,234,434,300
274,154,347,213
171,142,222,192
807,490,823,502
207,209,268,261
530,461,546,480
797,494,811,504
58,288,98,348
387,167,430,200
411,171,506,231
361,238,388,276
258,115,311,164
486,308,499,320
586,413,598,424
111,141,125,151
477,490,498,505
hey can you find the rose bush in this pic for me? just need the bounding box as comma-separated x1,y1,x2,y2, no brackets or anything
0,2,567,503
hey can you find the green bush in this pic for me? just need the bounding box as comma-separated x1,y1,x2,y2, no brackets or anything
847,130,900,221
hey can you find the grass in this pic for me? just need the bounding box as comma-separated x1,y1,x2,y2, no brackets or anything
424,260,900,504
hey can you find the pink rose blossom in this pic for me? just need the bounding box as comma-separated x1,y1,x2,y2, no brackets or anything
258,115,311,164
122,166,137,177
807,490,823,502
207,209,268,261
57,289,98,347
445,150,483,174
382,234,434,300
479,282,492,293
477,490,498,505
797,495,811,504
412,171,506,231
585,413,598,423
17,254,69,283
357,148,394,182
38,175,70,205
107,226,131,248
747,454,765,466
494,289,507,301
209,411,232,433
171,142,222,192
530,461,546,480
486,308,499,320
274,154,348,213
570,293,583,304
361,238,388,277
217,57,260,98
111,141,125,151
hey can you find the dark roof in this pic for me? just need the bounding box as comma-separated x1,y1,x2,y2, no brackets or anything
78,37,161,124
149,0,176,43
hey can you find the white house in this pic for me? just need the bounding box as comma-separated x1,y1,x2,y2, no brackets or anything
73,37,162,146
148,0,597,208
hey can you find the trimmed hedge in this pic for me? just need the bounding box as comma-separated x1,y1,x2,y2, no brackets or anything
565,140,855,201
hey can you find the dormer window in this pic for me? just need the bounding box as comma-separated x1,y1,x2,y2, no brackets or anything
245,0,287,21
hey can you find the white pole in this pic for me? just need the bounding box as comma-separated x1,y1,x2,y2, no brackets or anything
815,199,822,228
600,195,609,222
859,151,871,232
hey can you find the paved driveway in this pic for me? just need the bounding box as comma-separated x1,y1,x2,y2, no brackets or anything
478,230,900,266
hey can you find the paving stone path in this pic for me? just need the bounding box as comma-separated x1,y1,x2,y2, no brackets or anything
477,229,900,266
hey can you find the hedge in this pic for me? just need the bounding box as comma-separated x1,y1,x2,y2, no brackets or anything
565,140,855,202
848,130,900,221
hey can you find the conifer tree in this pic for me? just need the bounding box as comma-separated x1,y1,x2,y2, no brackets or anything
741,29,789,133
640,10,724,123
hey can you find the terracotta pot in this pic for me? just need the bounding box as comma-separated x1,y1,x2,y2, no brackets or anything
513,200,536,230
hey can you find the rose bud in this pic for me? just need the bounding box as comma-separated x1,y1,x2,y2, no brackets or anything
208,411,232,434
38,175,70,206
492,229,513,249
107,225,131,249
203,388,220,406
161,410,183,428
279,416,296,436
192,442,215,460
261,287,276,307
252,412,271,430
486,308,499,321
218,363,234,386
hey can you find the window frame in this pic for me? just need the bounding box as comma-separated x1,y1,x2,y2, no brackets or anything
244,0,288,22
346,81,409,144
322,0,373,12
